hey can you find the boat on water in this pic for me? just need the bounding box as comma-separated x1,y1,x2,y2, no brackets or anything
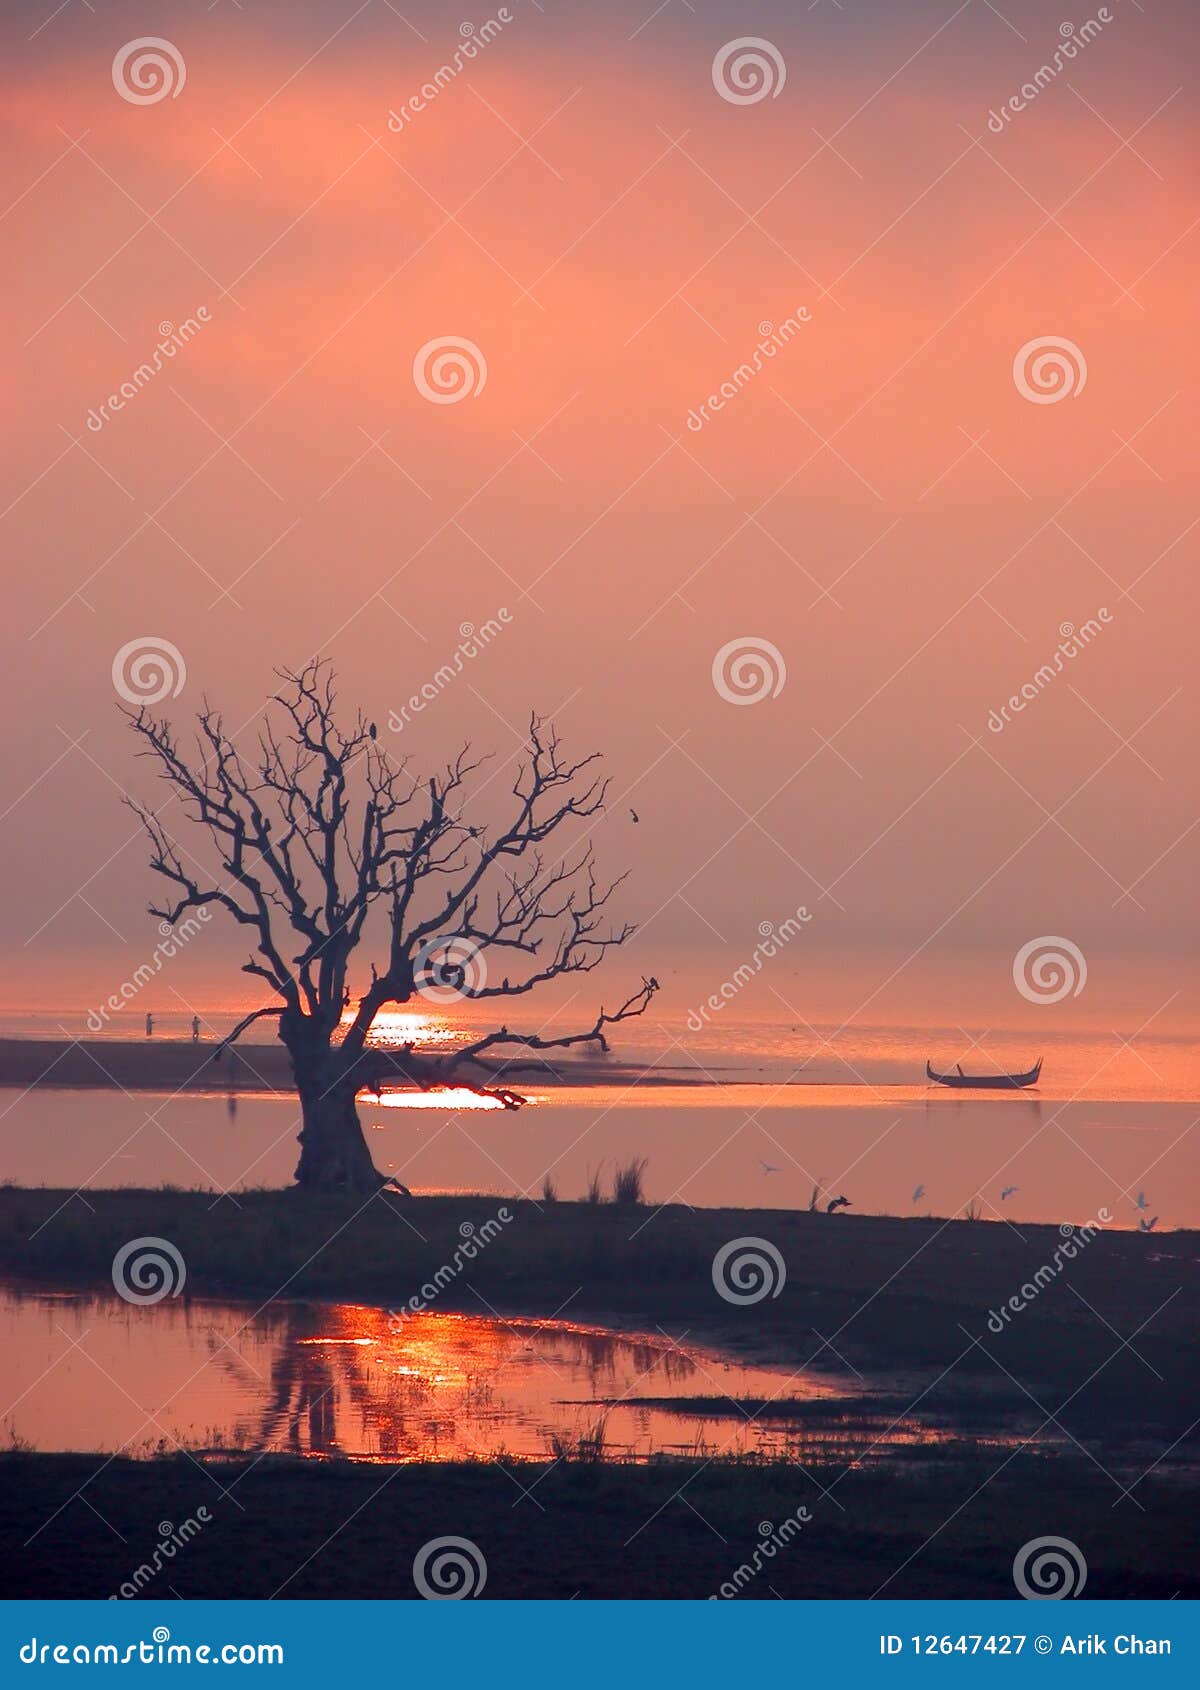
925,1057,1042,1090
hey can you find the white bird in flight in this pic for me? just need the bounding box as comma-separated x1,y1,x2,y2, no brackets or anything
912,1183,925,1203
1138,1216,1159,1233
1000,1185,1018,1201
1135,1191,1149,1211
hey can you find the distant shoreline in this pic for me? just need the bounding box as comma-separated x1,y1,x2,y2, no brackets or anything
0,1036,733,1096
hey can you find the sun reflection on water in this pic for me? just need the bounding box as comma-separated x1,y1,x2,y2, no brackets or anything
339,1007,458,1046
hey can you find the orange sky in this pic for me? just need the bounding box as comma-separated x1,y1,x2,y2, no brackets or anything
1,0,1197,1028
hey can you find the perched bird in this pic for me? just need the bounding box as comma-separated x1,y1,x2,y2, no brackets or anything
1139,1216,1159,1233
369,722,378,740
630,808,639,824
826,1195,851,1214
912,1183,925,1203
1000,1185,1018,1201
1135,1191,1149,1211
759,1159,780,1175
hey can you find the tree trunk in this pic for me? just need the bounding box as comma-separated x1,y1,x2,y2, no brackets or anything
288,1039,384,1194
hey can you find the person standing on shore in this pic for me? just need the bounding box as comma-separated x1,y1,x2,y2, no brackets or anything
145,1012,154,1038
192,1015,200,1042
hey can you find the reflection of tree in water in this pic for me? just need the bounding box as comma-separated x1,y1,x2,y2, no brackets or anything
218,1306,706,1459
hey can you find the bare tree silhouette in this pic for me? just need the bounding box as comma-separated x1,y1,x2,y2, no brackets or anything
124,660,656,1194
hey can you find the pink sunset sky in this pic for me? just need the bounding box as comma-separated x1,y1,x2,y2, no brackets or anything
1,0,1197,1031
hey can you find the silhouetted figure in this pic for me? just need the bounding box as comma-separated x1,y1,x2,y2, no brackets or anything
826,1194,851,1214
145,1012,154,1037
630,808,639,824
192,1015,200,1042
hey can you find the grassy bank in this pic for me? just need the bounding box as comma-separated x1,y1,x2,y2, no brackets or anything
2,1449,1195,1600
1,1188,1197,1456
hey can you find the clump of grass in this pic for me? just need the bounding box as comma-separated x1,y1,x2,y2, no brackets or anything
549,1415,609,1464
963,1198,984,1222
584,1164,605,1205
540,1172,558,1204
611,1156,649,1206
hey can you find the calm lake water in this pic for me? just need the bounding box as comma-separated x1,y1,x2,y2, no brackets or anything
0,1079,1195,1230
1,1010,1197,1228
1,1280,914,1464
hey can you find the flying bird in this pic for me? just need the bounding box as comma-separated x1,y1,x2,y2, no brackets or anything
759,1159,780,1175
1000,1185,1019,1201
1135,1191,1149,1211
630,808,639,824
826,1195,852,1214
1139,1216,1159,1233
912,1184,925,1203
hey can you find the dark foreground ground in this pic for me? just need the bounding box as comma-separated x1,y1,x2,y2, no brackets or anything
2,1450,1196,1600
1,1189,1197,1598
